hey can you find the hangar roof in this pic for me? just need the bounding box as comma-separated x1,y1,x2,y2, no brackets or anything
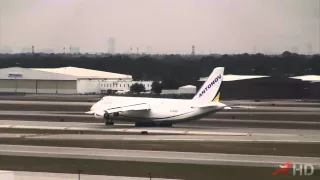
199,74,269,82
290,75,320,82
33,66,132,80
0,67,77,80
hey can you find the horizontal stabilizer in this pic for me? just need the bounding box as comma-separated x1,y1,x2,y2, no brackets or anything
191,102,226,109
229,105,256,109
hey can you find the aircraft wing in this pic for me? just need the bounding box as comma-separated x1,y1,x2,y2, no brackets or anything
86,103,151,114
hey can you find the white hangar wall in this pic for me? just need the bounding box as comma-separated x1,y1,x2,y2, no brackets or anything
77,79,101,94
35,67,134,94
0,67,77,94
0,67,152,94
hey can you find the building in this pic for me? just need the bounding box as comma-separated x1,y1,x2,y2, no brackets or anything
0,67,77,94
100,80,153,92
0,66,133,94
108,37,116,54
70,47,80,54
177,85,196,94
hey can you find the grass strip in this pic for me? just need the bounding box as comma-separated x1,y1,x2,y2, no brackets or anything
0,155,319,180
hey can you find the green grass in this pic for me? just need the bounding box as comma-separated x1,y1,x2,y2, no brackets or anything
0,155,319,180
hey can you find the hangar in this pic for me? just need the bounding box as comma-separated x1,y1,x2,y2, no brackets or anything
0,67,132,94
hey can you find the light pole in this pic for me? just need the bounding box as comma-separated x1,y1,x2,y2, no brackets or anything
78,170,82,180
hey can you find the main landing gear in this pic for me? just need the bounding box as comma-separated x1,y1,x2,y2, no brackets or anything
104,112,114,126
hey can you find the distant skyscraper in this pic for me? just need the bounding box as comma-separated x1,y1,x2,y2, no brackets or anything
108,37,116,54
192,45,195,55
70,46,80,54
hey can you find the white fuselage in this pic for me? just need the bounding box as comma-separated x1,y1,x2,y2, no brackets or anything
90,96,226,123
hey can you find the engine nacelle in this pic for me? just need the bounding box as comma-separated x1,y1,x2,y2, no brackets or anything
93,110,109,120
93,113,104,119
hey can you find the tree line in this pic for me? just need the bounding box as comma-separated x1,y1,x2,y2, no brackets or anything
0,51,319,89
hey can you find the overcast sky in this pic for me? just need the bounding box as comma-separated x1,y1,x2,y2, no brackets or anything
0,0,319,54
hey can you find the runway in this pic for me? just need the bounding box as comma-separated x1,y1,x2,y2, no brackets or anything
2,132,320,143
0,120,320,136
1,144,320,168
1,111,320,130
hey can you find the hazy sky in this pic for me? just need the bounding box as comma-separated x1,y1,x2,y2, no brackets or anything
0,0,319,54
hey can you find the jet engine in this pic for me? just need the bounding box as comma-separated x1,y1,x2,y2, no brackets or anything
93,110,108,120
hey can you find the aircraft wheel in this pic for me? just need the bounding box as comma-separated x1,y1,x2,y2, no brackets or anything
105,121,114,126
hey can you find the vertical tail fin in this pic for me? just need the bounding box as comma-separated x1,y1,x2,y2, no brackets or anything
192,67,224,102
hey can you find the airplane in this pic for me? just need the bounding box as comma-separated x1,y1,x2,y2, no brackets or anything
86,67,237,127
